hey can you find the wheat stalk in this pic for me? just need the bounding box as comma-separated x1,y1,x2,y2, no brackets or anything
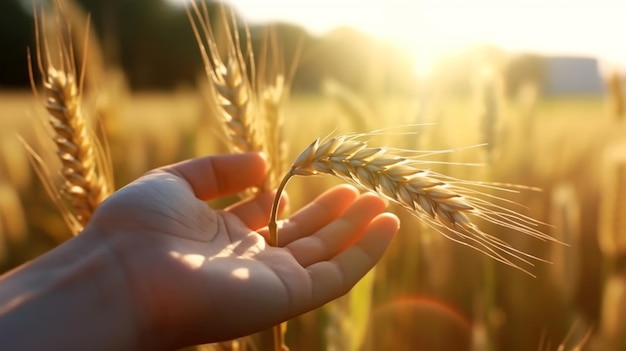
257,25,299,191
549,182,580,303
598,140,626,257
187,3,289,350
187,2,296,196
322,78,373,133
259,75,287,188
599,274,626,348
596,140,626,348
0,179,27,249
186,2,263,154
607,70,625,121
25,2,112,235
477,68,503,164
269,131,558,275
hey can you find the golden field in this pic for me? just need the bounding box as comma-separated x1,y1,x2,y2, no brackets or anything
1,79,625,350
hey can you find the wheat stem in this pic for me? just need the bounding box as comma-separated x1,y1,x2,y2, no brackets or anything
268,170,294,247
267,163,292,351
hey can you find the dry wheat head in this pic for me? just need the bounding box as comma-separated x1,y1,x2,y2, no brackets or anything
276,132,559,275
25,2,112,235
187,1,294,195
187,2,263,154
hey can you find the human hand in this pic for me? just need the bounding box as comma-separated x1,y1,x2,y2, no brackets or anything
87,152,399,349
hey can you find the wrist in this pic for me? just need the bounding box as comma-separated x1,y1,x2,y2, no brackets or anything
85,222,182,350
0,228,142,350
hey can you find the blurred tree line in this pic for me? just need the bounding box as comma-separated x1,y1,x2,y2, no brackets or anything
0,0,36,87
0,0,417,95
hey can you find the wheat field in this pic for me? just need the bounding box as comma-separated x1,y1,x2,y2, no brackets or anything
2,89,623,350
1,2,626,351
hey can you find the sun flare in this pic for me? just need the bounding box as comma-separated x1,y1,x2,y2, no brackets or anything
207,0,626,70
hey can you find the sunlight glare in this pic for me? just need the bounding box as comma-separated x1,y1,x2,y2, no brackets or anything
222,0,626,70
231,267,250,280
169,251,206,270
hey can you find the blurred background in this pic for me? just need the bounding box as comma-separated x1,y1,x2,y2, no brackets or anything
1,0,626,350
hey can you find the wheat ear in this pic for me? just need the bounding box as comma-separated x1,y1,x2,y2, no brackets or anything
25,3,112,235
187,2,271,201
187,2,263,153
187,2,297,196
269,132,559,275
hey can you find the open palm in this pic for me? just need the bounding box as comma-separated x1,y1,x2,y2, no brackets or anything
87,153,399,349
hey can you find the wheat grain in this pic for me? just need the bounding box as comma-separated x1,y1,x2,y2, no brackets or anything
215,54,262,153
25,2,112,235
270,132,558,275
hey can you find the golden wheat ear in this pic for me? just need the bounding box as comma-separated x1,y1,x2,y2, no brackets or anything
187,2,262,154
187,1,264,201
24,2,113,236
270,130,562,276
187,1,298,196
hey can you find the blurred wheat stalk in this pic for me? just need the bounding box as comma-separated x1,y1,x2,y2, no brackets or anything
0,179,28,264
23,1,113,236
607,70,625,121
596,140,626,349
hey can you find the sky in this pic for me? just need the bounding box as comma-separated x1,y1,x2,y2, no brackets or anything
170,0,626,73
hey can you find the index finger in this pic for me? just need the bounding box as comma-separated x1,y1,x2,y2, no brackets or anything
159,152,267,201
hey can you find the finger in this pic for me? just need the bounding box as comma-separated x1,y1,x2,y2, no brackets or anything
258,184,359,245
302,213,399,312
159,153,267,201
225,191,289,231
285,192,388,267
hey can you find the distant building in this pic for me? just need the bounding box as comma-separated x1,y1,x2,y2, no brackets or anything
544,56,605,96
505,54,606,97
